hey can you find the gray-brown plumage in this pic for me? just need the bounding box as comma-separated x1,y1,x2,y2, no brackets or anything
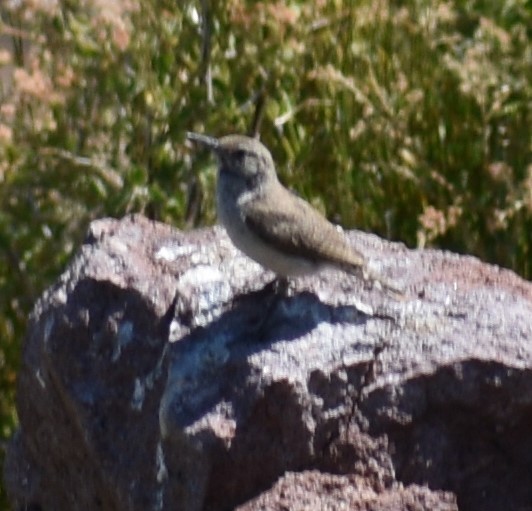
242,184,366,275
187,132,400,294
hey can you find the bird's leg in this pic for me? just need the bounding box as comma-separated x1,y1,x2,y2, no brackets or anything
246,276,291,339
263,275,289,295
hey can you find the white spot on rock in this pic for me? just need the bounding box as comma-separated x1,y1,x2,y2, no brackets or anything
155,244,195,262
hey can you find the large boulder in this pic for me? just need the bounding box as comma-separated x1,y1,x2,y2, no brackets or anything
4,214,532,510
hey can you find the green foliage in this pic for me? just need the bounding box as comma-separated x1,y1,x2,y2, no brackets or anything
0,0,530,506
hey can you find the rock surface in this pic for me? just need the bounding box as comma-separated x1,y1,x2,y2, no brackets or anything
4,214,532,511
235,471,457,511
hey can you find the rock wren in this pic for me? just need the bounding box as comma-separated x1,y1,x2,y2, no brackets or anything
187,132,399,292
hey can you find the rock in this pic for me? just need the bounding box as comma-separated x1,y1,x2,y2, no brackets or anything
4,214,532,511
235,471,457,511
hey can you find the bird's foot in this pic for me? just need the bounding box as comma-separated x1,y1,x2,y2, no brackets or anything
246,276,292,340
262,276,290,296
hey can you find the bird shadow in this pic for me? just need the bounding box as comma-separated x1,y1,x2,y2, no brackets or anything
164,284,369,376
234,282,370,346
162,282,372,429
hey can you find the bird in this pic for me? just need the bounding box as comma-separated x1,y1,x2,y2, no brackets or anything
187,132,401,295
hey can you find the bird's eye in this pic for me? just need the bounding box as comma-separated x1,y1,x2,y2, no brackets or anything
234,149,246,159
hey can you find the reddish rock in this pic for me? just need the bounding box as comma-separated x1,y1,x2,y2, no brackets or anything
4,214,532,511
236,471,457,511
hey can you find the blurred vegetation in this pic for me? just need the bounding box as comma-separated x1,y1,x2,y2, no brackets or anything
0,0,530,506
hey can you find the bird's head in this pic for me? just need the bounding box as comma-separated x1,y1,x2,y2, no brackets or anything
187,132,277,184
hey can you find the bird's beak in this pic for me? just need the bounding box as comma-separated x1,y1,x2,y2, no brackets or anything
186,132,219,151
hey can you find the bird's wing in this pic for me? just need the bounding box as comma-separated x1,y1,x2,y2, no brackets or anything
242,188,365,270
